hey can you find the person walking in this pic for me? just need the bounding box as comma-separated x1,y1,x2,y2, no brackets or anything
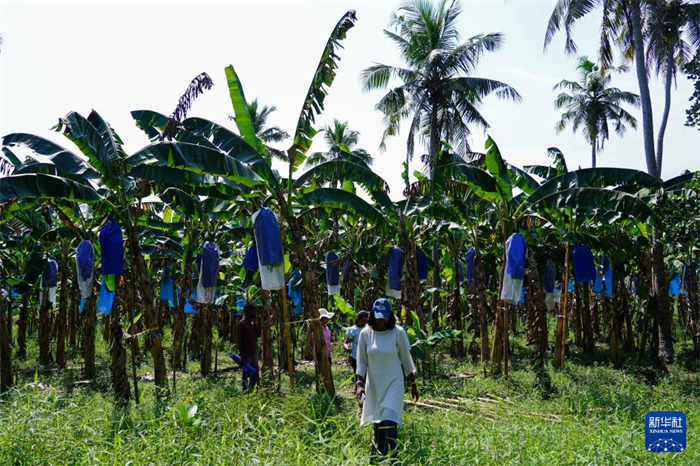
343,310,369,375
355,299,418,460
318,308,334,363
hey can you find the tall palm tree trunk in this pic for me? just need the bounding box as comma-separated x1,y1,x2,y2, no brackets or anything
656,51,674,177
591,144,597,168
629,0,658,177
629,1,674,363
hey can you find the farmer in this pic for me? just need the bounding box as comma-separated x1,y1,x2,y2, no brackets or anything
355,299,419,460
343,310,369,375
318,308,334,363
236,304,260,391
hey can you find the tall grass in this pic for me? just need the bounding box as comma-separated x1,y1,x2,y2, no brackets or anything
0,325,698,465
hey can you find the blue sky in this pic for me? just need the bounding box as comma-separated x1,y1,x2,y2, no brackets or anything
2,0,698,198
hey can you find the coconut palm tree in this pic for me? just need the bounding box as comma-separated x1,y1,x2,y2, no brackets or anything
554,57,640,168
307,119,371,167
644,0,700,176
361,0,520,177
545,0,676,363
246,99,289,144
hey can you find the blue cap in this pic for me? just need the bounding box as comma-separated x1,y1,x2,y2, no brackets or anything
373,298,391,319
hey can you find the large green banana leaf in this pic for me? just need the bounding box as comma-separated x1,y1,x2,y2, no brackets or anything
484,137,512,200
0,173,102,203
131,110,170,141
1,147,22,169
126,142,263,188
3,133,99,179
181,118,280,191
439,162,500,202
293,159,388,192
54,112,117,188
224,65,264,154
530,187,658,225
295,187,388,231
663,171,697,192
288,10,357,167
527,167,662,206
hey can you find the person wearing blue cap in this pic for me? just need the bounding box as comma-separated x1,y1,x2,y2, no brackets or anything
355,298,418,460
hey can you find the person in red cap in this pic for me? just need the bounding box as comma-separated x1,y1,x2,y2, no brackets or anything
355,298,418,461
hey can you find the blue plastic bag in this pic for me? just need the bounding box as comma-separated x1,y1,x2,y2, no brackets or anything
76,240,94,280
602,256,613,297
97,276,115,315
160,266,174,307
288,269,303,315
505,233,526,280
200,242,220,288
544,260,556,293
99,217,124,275
326,252,340,287
465,247,476,285
42,258,59,288
388,246,404,291
253,208,283,266
416,247,428,281
242,246,259,271
572,244,595,283
184,288,197,314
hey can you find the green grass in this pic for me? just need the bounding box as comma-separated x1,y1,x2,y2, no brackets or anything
1,325,699,465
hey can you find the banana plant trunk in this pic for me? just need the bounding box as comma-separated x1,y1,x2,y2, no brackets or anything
18,293,27,359
110,295,131,404
260,289,274,379
83,294,97,378
173,259,192,371
290,217,334,396
555,244,571,369
475,259,490,364
200,303,212,376
69,277,78,347
651,227,674,362
449,243,464,358
127,227,168,391
581,282,594,354
0,274,13,392
39,286,52,366
524,250,548,384
56,255,68,368
687,262,699,359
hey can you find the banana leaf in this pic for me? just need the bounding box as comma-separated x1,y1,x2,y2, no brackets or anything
126,142,263,188
0,173,102,203
295,187,388,231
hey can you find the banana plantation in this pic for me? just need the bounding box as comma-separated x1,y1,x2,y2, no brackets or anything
1,1,700,464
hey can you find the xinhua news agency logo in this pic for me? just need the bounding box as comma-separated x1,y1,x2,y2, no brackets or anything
646,411,686,453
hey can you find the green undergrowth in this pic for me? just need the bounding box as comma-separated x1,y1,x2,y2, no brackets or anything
1,327,698,465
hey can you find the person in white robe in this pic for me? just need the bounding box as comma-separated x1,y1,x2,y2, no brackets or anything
355,298,418,459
